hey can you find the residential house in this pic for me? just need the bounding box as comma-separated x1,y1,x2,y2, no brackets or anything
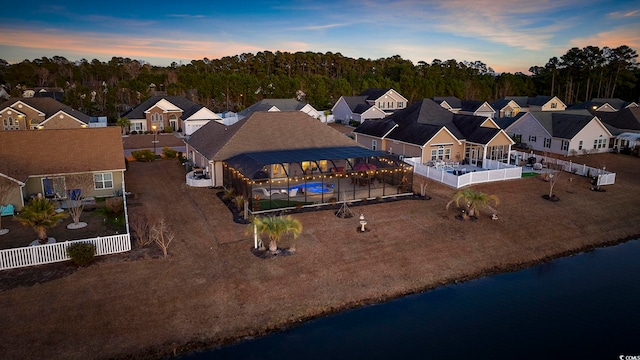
184,111,411,210
0,127,126,210
122,95,221,135
237,99,322,122
496,110,613,156
330,95,386,124
0,97,90,131
490,98,522,118
595,107,640,151
568,98,639,113
332,88,407,124
359,88,408,115
504,95,567,112
353,99,514,168
433,97,496,118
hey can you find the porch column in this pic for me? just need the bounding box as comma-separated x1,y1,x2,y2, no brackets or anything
482,146,488,169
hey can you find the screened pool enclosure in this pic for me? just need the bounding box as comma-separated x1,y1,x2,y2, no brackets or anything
222,146,414,213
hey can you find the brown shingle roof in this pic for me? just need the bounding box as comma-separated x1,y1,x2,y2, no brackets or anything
186,111,361,161
0,127,125,182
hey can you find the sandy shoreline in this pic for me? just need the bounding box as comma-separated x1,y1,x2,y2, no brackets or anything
1,152,639,360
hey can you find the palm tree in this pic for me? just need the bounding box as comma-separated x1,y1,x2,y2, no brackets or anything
116,117,130,135
248,215,302,252
18,196,68,244
446,188,499,219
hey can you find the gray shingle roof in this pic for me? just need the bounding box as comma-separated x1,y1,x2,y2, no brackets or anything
342,96,371,113
359,88,390,101
433,96,462,109
121,96,197,119
238,99,309,117
380,99,462,144
596,107,640,131
526,110,598,139
353,118,397,137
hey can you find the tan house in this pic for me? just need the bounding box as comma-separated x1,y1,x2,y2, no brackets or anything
0,127,126,210
332,88,407,124
0,97,90,131
122,95,221,135
354,99,514,168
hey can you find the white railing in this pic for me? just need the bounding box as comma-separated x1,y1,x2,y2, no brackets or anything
0,234,131,271
186,170,214,187
405,158,522,189
512,150,616,185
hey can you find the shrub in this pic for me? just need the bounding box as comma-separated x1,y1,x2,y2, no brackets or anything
163,126,174,133
132,149,155,162
105,196,124,214
66,242,96,266
130,130,138,135
162,147,178,158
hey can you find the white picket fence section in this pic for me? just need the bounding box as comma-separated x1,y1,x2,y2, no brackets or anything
0,234,131,271
405,157,522,189
512,150,616,186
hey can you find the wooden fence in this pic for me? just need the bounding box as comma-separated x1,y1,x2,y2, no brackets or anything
0,234,131,271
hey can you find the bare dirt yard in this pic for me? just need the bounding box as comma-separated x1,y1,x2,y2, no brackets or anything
1,153,639,359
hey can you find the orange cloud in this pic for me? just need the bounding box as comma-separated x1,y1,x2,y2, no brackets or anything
0,29,265,64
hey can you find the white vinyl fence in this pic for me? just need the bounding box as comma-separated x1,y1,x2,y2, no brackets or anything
0,234,131,271
512,151,616,186
405,157,522,189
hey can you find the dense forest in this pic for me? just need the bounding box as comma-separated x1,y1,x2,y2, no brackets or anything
0,45,637,122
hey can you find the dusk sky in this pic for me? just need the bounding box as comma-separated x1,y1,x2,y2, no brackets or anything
1,0,639,73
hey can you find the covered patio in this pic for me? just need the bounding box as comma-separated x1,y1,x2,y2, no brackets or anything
222,146,414,213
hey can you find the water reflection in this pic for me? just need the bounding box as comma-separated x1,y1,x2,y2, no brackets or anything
180,240,640,360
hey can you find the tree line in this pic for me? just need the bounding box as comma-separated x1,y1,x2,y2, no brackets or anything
0,45,637,122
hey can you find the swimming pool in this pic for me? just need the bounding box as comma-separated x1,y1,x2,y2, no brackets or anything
292,182,335,194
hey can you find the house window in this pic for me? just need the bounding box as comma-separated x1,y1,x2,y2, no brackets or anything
372,140,377,151
578,141,583,150
271,164,287,179
130,122,143,132
94,173,113,190
551,103,557,109
562,141,569,151
430,146,450,160
378,102,384,109
3,117,19,130
529,135,537,142
42,177,66,198
388,102,392,109
544,138,551,148
398,102,404,108
593,139,598,149
151,113,163,122
30,119,39,129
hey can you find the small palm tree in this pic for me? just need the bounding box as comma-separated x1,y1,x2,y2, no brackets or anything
248,215,302,252
116,117,130,135
446,188,499,219
18,196,68,244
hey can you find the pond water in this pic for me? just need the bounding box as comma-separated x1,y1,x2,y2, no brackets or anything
179,239,640,360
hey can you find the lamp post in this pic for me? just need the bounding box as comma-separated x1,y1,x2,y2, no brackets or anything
152,125,158,159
